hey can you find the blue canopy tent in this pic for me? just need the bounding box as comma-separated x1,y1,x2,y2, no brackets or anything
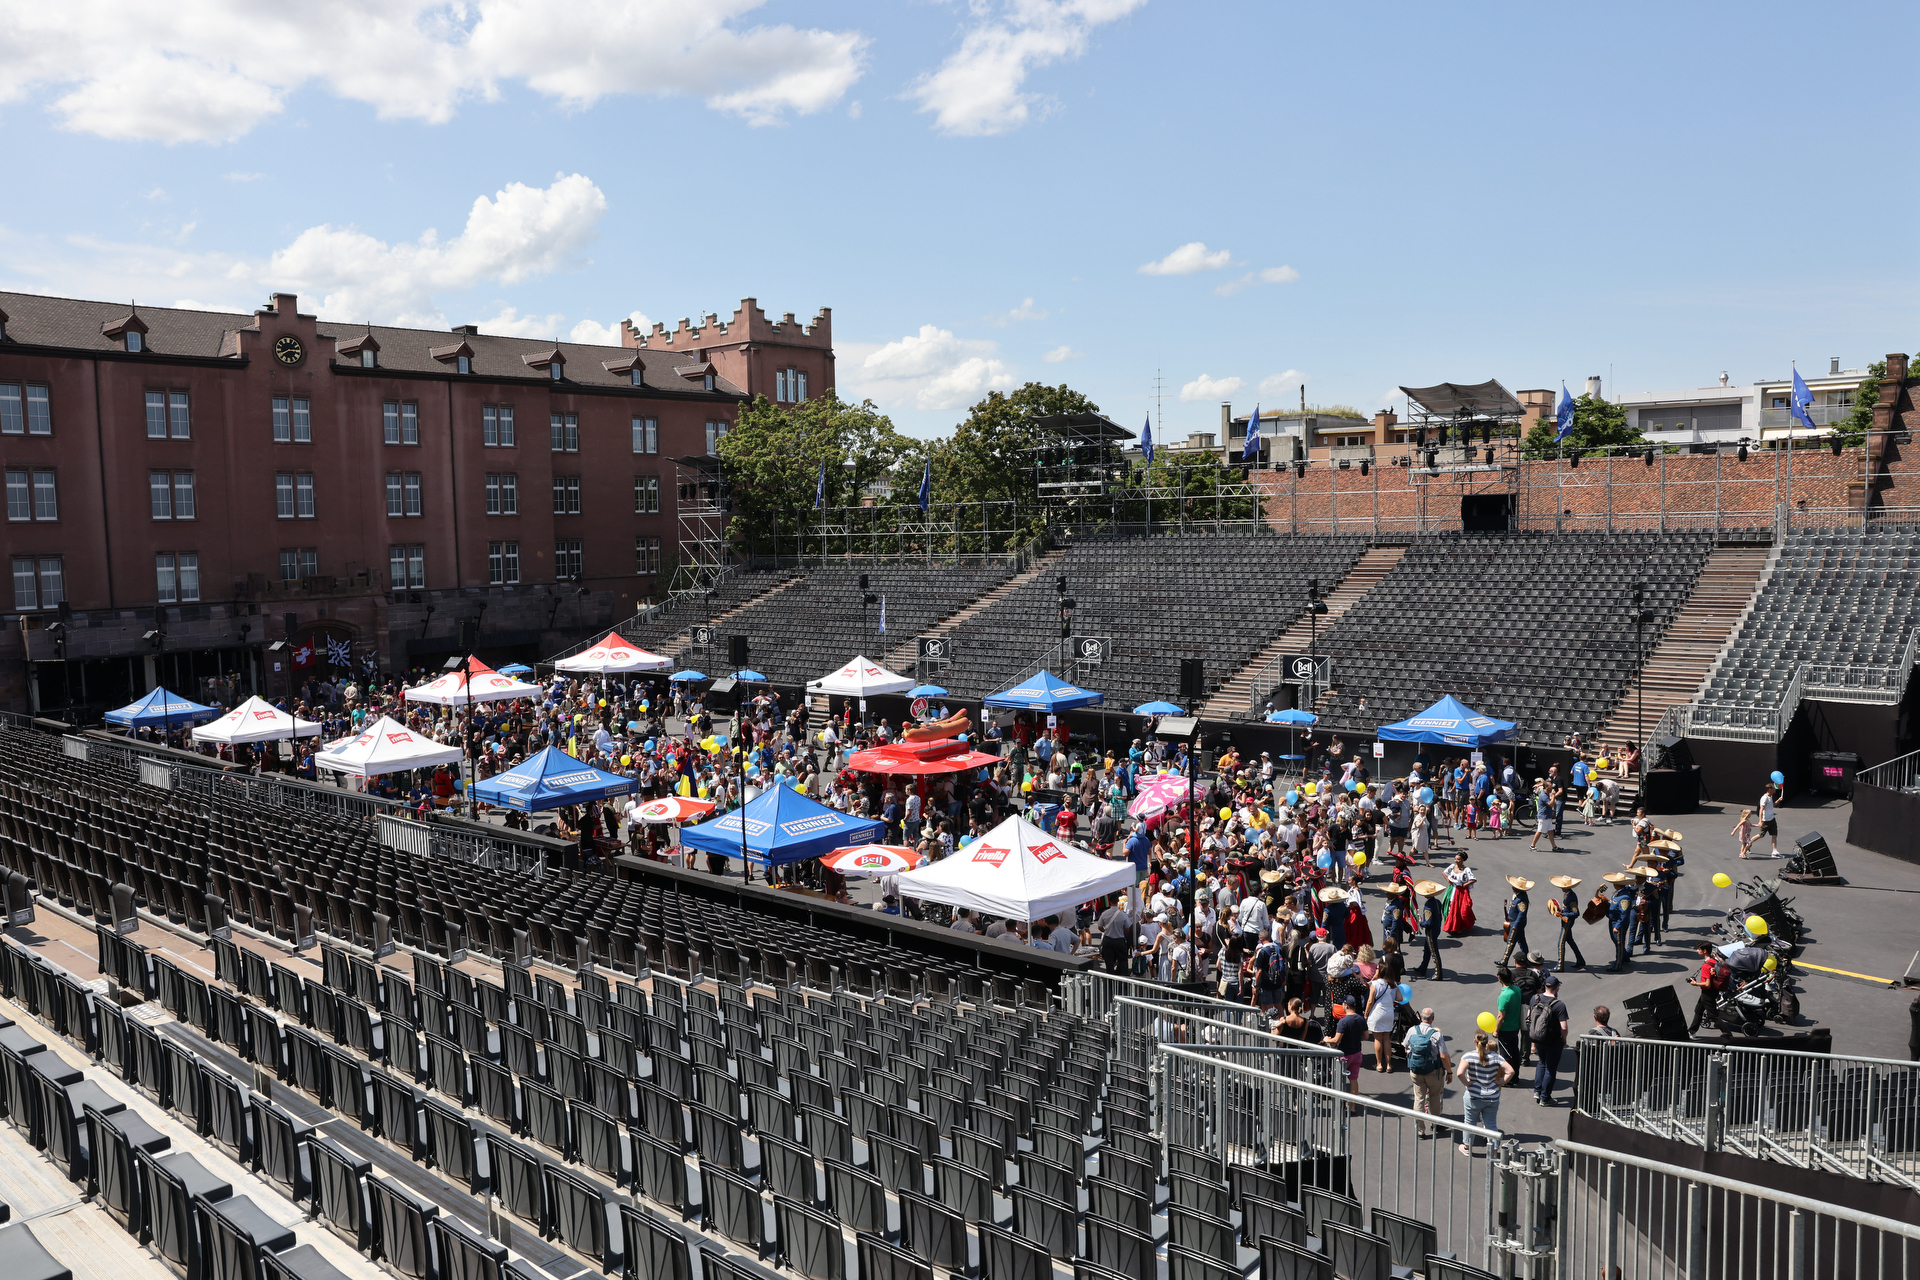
679,783,884,868
982,670,1103,712
105,687,221,731
1376,695,1517,748
470,746,638,812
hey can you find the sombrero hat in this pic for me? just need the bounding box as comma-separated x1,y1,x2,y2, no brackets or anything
1382,882,1409,895
1549,875,1581,889
1601,871,1631,884
1622,865,1654,877
1657,829,1683,841
1318,886,1349,904
1260,869,1284,884
1648,840,1681,851
1413,880,1444,897
1506,875,1535,891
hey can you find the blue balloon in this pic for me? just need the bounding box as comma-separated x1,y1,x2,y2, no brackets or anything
1286,790,1300,805
1418,787,1434,805
1343,780,1357,792
1769,770,1784,785
1397,983,1413,1003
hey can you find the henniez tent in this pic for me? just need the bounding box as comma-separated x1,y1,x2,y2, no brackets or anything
192,696,323,746
806,656,915,699
1376,694,1518,748
313,715,464,779
678,783,884,868
895,813,1134,923
105,687,221,730
553,632,673,675
470,746,638,812
981,669,1103,712
403,657,542,705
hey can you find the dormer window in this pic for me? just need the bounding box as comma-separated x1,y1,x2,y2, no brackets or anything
602,353,646,387
126,331,144,353
630,370,643,386
704,374,715,392
458,355,472,375
430,338,477,375
103,307,150,353
524,346,566,382
340,329,381,369
0,309,10,342
361,349,376,368
551,362,564,382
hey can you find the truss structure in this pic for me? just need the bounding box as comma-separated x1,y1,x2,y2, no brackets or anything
670,455,732,601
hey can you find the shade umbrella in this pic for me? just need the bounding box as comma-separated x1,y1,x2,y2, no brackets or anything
1267,707,1317,770
734,670,768,682
497,664,535,676
1127,771,1193,819
668,670,707,682
821,845,924,878
907,684,949,698
1133,700,1184,716
632,796,716,824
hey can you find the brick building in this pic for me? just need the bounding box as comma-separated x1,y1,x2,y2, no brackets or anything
0,291,833,715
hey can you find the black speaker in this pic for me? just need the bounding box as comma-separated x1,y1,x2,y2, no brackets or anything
285,611,299,639
1792,830,1837,879
1178,659,1204,702
1622,986,1681,1015
459,617,480,651
729,635,749,666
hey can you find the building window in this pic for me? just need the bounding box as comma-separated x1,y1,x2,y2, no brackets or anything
555,539,583,580
776,369,788,403
550,412,579,452
488,540,521,586
631,416,658,454
776,368,807,404
1,382,51,435
11,556,62,610
551,476,581,515
173,472,195,519
635,536,661,575
629,369,643,387
166,391,190,438
483,404,518,447
155,552,199,604
151,470,173,519
704,420,727,454
704,374,715,392
126,330,143,353
361,349,377,368
145,391,167,438
549,361,564,382
457,355,472,375
277,472,315,519
271,395,311,443
387,472,422,517
280,548,317,581
485,472,520,516
634,475,660,514
4,468,29,521
383,400,419,446
30,469,56,521
389,544,425,590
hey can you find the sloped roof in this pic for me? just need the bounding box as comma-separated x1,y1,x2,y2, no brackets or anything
1399,379,1524,418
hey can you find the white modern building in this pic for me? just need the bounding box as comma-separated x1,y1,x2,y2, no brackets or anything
1618,358,1870,447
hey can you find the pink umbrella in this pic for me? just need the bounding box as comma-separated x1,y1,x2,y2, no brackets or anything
1127,771,1193,818
820,845,924,878
633,796,716,824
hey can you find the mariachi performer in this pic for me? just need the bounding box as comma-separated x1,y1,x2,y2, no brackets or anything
1343,881,1374,951
1442,850,1477,936
1547,875,1588,970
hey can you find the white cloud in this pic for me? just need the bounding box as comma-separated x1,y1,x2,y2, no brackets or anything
910,0,1145,137
142,187,167,201
996,296,1049,325
477,306,567,339
569,310,655,345
1139,241,1231,276
223,172,265,182
1258,370,1307,397
0,1,868,144
1180,373,1244,403
855,324,1015,410
1214,264,1301,296
1043,345,1080,363
0,173,612,328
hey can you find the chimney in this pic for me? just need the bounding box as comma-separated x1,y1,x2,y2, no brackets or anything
1586,375,1603,401
1221,402,1232,435
452,324,480,335
1719,372,1729,386
1371,409,1397,431
1830,357,1840,376
270,292,298,314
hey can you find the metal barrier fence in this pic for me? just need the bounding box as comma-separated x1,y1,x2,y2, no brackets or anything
1060,968,1266,1023
1110,996,1339,1087
1557,1139,1920,1280
1157,1044,1506,1273
1574,1035,1920,1190
1856,746,1920,795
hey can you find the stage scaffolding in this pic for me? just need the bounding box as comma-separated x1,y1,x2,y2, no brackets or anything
669,455,732,601
756,499,1032,568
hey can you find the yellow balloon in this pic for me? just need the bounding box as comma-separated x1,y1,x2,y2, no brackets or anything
621,755,632,766
599,699,607,708
1476,1011,1498,1035
1352,852,1368,866
1303,783,1317,796
1220,807,1232,821
1596,757,1611,769
1712,872,1732,888
1746,914,1769,936
1763,955,1778,972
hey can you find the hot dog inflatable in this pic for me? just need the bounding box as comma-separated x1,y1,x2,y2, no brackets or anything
901,710,970,743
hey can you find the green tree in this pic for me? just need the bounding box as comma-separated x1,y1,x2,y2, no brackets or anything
715,392,914,554
1521,394,1642,458
924,382,1104,550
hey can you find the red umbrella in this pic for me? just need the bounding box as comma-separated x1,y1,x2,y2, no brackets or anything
633,796,716,824
820,845,924,878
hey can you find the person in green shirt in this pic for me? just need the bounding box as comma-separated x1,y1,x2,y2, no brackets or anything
1495,967,1523,1079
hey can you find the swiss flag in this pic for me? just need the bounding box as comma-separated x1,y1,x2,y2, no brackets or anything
292,642,316,668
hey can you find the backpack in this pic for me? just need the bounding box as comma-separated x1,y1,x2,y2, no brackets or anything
1526,996,1559,1044
1406,1026,1440,1075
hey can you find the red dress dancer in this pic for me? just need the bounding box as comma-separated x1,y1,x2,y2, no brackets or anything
1442,863,1477,936
1344,894,1374,951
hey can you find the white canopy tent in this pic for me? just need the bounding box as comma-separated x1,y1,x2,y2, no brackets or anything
894,813,1135,923
805,655,916,699
313,715,464,779
553,632,674,675
402,657,542,705
192,696,323,746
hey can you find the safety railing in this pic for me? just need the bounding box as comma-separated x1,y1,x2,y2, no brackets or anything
1803,629,1919,705
1158,1043,1505,1273
1060,968,1266,1023
1856,746,1920,795
1687,662,1805,743
1557,1138,1920,1280
1574,1034,1920,1190
1111,996,1339,1087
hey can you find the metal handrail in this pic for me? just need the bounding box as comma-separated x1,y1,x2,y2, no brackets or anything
1855,745,1920,793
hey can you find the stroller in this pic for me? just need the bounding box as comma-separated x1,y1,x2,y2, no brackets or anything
1706,944,1793,1034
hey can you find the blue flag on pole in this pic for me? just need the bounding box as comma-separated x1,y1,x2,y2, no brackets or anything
1554,384,1576,442
918,461,930,511
878,597,887,633
1790,365,1817,433
1242,405,1261,462
1140,414,1154,464
815,460,825,509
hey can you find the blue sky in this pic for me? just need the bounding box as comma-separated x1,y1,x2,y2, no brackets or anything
1,0,1911,437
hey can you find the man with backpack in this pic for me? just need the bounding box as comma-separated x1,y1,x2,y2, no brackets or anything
1403,1008,1452,1135
1526,975,1571,1104
1686,941,1730,1034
